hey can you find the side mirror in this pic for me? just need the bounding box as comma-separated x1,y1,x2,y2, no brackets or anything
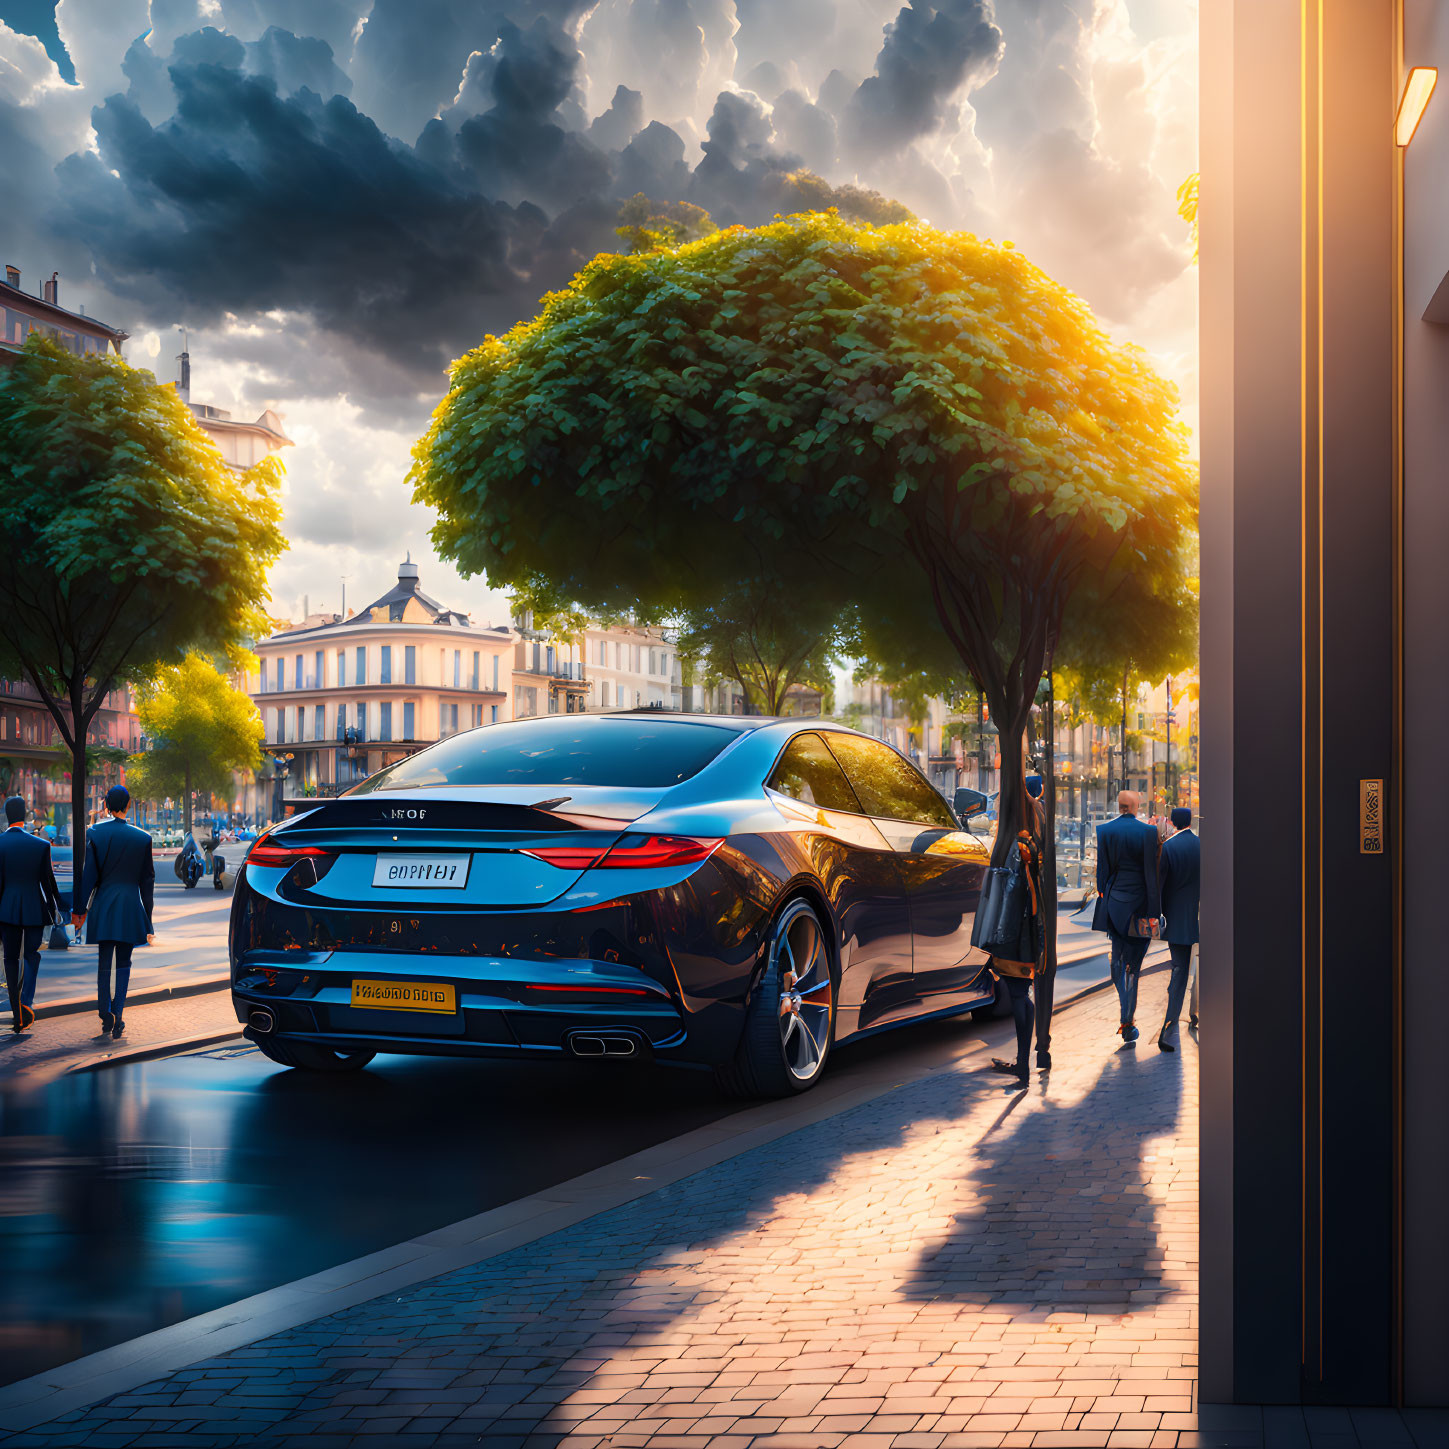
953,787,988,821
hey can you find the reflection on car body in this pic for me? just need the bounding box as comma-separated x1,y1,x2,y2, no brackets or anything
229,713,998,1097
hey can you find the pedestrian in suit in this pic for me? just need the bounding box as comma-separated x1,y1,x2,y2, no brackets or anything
0,795,61,1033
73,785,154,1040
1093,790,1162,1043
1157,805,1200,1051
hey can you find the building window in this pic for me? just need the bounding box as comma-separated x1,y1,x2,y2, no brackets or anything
453,650,461,688
336,649,346,688
404,646,416,685
295,654,304,689
315,650,325,688
492,653,499,691
380,702,392,741
402,701,415,740
259,658,269,693
356,701,367,740
297,706,306,742
277,657,286,691
471,704,482,727
601,681,611,706
472,650,480,690
314,705,324,740
446,703,459,734
491,704,499,724
356,646,367,686
380,645,391,684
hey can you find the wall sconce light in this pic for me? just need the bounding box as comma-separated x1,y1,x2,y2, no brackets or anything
1396,66,1437,147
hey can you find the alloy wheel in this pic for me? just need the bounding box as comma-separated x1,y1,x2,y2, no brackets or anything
776,906,833,1082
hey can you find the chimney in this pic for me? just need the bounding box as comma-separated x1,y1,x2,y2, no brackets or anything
4,266,18,290
42,272,58,306
176,328,191,402
398,553,420,592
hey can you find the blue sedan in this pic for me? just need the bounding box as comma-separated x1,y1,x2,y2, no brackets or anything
229,713,997,1096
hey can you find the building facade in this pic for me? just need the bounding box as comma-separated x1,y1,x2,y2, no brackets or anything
511,613,589,718
0,265,127,364
0,679,145,837
246,561,514,806
175,344,293,469
581,622,682,711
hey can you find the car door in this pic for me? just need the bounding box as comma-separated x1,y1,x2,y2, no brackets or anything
764,732,914,1036
821,733,992,1010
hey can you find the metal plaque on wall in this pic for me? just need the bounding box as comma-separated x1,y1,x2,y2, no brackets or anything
1359,778,1384,855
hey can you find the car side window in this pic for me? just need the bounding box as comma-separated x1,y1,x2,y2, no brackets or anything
766,733,862,814
822,734,957,829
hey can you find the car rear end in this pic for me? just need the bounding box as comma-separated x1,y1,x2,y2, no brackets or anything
229,716,763,1068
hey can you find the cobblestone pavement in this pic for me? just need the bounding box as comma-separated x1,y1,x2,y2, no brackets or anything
0,986,236,1085
4,977,1211,1448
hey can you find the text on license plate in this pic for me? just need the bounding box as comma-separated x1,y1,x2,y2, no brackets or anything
350,979,457,1013
371,853,471,888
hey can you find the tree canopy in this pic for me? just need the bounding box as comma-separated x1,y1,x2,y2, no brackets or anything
127,653,266,833
412,210,1197,874
0,337,286,850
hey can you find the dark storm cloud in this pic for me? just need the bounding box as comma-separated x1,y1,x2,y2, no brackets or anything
348,0,592,143
245,26,353,99
53,61,553,377
217,0,371,56
847,0,1004,153
587,83,644,152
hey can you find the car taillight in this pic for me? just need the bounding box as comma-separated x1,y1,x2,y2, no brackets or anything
247,842,333,867
523,835,723,871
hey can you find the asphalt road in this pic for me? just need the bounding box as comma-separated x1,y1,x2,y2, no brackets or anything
0,929,1128,1391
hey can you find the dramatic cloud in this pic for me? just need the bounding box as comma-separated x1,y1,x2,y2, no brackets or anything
1,0,1198,615
847,0,1004,155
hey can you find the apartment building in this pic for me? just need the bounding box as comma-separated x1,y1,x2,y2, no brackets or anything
581,621,682,710
247,559,515,795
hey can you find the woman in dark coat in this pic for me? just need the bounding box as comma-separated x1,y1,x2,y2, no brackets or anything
74,786,154,1039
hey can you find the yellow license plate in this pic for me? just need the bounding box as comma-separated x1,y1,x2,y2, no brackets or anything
349,979,456,1013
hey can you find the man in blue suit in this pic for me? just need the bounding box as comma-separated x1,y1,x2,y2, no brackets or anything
74,785,154,1039
1156,806,1201,1051
1093,790,1161,1043
0,795,61,1033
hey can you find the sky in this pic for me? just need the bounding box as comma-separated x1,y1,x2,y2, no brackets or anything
0,0,1197,629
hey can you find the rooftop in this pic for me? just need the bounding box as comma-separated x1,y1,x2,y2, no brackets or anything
0,267,128,346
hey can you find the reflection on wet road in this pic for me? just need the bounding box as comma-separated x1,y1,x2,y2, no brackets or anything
0,946,1114,1390
0,1048,737,1386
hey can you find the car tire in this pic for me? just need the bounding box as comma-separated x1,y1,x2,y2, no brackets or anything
715,897,835,1099
252,1036,375,1072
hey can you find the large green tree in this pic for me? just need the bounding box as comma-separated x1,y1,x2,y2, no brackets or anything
126,654,266,834
0,337,286,855
412,211,1197,1045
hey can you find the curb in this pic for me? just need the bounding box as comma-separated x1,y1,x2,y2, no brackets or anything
34,973,230,1021
64,1026,245,1075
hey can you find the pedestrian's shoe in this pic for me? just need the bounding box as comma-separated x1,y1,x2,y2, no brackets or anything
1189,1015,1199,1030
18,1004,34,1031
1119,1021,1139,1044
110,1018,125,1040
99,1012,114,1035
1036,1050,1052,1070
1159,1027,1176,1053
989,1057,1028,1082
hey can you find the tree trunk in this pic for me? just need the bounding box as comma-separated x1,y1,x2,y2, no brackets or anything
184,758,193,836
1119,663,1130,796
1035,657,1059,1067
69,684,87,864
991,708,1028,870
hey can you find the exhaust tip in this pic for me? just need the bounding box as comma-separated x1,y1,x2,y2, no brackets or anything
567,1031,641,1058
248,1008,276,1035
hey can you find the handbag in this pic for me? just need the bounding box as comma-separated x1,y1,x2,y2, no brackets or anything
971,830,1041,963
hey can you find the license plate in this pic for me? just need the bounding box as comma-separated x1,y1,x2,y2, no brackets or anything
371,854,471,889
350,979,457,1013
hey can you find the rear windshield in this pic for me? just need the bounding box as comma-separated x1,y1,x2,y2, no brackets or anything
347,717,744,792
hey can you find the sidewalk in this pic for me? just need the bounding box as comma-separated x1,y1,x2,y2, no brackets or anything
0,987,238,1087
1,969,1212,1448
